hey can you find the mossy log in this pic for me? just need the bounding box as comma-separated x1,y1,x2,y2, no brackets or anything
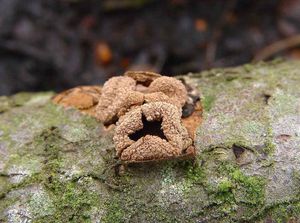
0,61,300,222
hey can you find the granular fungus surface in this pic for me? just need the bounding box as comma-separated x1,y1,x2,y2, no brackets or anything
53,71,199,163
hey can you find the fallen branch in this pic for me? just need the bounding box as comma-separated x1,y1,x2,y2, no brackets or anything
253,34,300,62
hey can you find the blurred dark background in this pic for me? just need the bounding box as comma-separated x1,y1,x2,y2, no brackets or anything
0,0,300,95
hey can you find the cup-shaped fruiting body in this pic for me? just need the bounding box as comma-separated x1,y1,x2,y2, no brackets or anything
113,102,193,162
96,71,188,125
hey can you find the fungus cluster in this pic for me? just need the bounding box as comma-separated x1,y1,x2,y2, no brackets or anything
52,71,197,163
95,72,188,125
97,71,195,162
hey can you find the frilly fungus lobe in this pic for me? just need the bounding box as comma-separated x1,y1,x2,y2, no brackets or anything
148,76,188,108
95,76,143,125
113,102,193,162
96,71,189,125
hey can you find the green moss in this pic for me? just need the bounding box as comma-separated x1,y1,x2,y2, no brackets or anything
102,198,126,223
100,161,192,223
11,92,34,106
30,127,99,222
0,96,11,113
2,61,300,222
182,155,267,221
36,180,98,222
185,162,205,184
293,170,300,188
201,95,215,112
0,92,33,113
0,99,109,222
144,206,179,223
34,127,61,159
0,172,41,200
264,139,276,154
217,179,233,193
219,163,266,206
81,115,98,129
0,92,53,113
270,202,300,222
243,64,255,72
248,199,300,222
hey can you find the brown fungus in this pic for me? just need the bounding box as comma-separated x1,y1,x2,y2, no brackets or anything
52,86,101,116
148,76,188,108
52,71,199,164
113,102,193,162
95,76,144,124
53,72,188,120
124,70,161,87
144,92,181,109
96,72,188,125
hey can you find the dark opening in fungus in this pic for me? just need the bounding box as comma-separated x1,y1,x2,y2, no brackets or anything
113,102,194,162
129,115,167,142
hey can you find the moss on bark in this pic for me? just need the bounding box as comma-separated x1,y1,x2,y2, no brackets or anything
1,60,300,222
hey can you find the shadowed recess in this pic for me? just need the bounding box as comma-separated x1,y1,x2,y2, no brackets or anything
232,144,246,159
129,115,167,141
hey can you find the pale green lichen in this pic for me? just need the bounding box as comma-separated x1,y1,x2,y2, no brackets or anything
0,94,111,222
28,189,55,218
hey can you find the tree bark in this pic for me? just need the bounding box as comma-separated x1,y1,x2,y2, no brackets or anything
0,60,300,223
